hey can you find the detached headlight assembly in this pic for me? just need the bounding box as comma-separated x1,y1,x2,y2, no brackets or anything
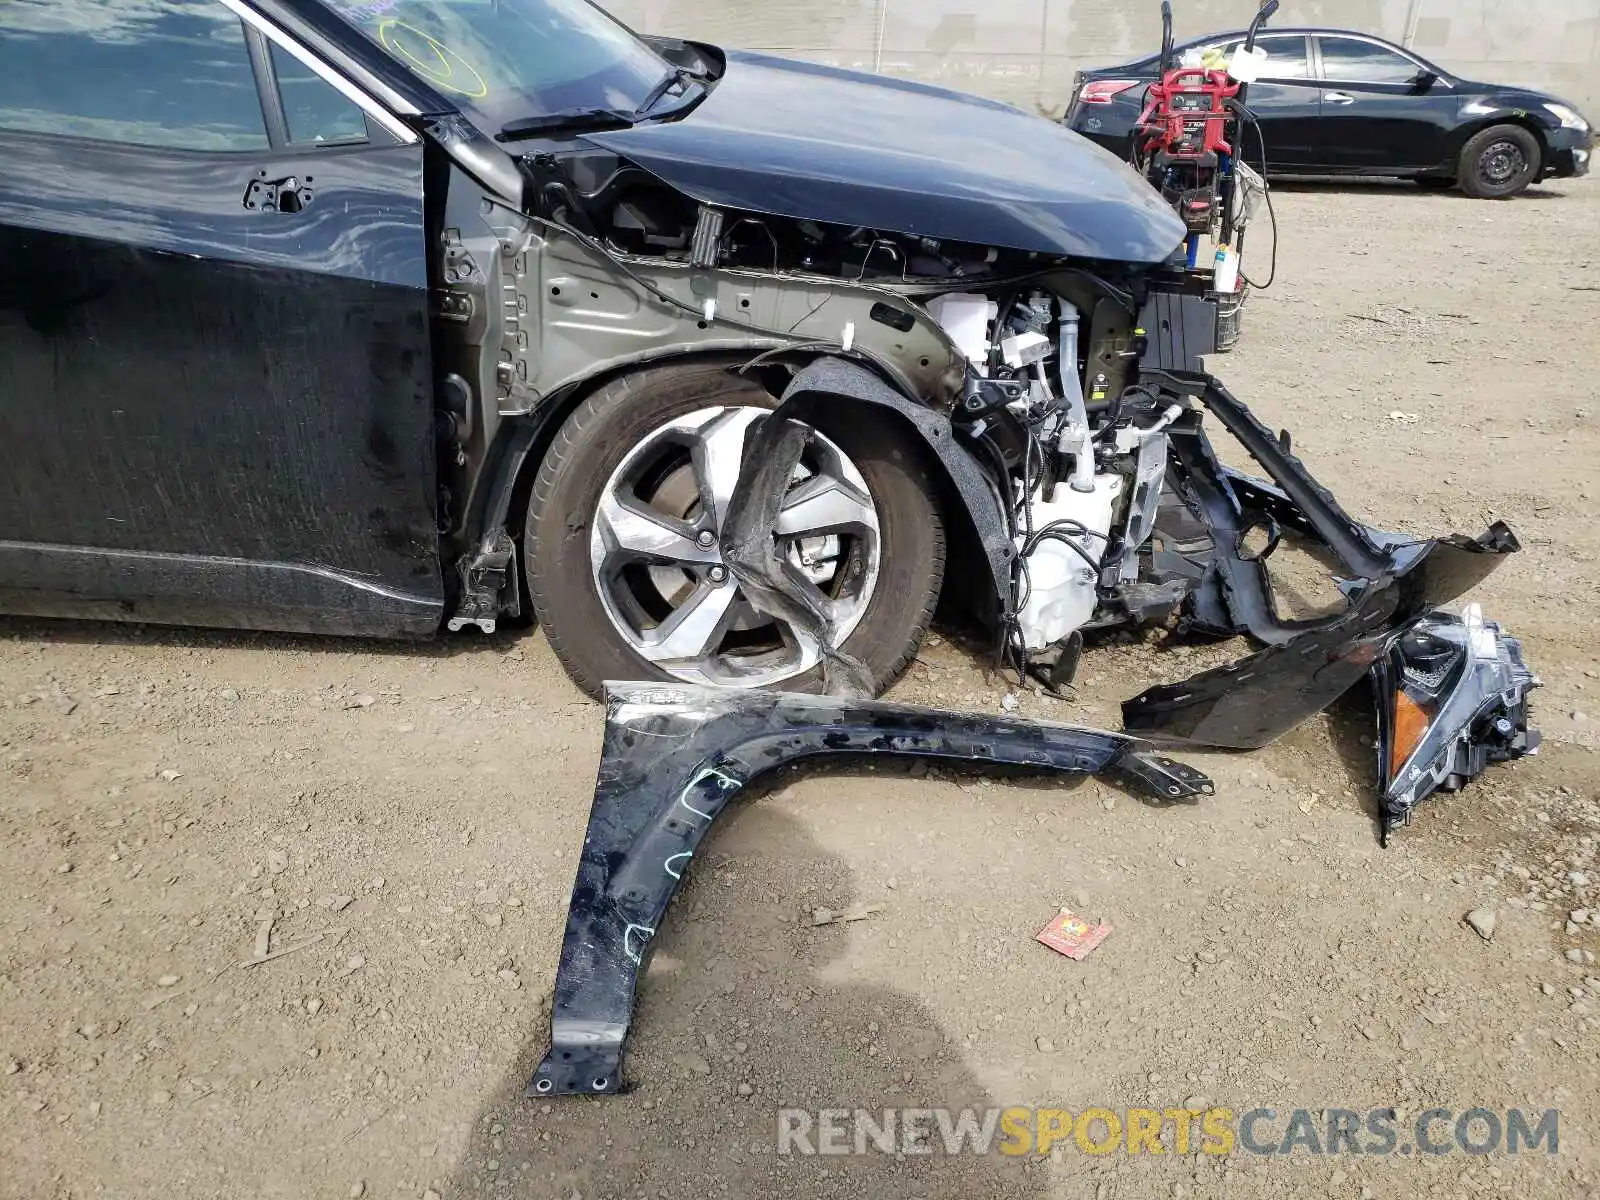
1544,102,1590,130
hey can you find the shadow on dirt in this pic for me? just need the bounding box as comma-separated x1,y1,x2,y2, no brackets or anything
435,800,1049,1199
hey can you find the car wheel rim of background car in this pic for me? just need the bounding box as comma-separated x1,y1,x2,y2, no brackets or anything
1480,141,1527,186
588,405,882,688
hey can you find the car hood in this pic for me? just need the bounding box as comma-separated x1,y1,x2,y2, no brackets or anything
583,49,1186,264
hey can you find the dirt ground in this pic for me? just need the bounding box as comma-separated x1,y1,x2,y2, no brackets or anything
4,177,1600,1200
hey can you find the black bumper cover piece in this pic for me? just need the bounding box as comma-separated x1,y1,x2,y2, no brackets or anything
529,683,1213,1097
1122,522,1521,750
1121,369,1536,839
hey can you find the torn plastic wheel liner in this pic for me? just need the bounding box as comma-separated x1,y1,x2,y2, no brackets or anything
528,682,1213,1097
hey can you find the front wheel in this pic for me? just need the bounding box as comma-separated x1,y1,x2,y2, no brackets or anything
1458,125,1541,199
525,362,945,699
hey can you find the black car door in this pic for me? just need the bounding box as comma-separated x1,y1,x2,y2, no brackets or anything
0,0,441,637
1308,34,1455,171
1208,34,1325,170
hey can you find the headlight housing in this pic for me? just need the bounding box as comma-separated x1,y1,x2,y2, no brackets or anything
1544,102,1590,130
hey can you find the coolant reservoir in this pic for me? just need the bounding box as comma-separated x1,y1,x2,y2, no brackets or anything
1015,474,1121,652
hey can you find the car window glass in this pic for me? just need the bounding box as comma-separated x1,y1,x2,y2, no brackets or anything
1319,37,1420,84
270,43,368,145
0,0,268,150
1232,36,1310,80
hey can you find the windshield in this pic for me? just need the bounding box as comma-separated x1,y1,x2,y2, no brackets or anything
323,0,671,131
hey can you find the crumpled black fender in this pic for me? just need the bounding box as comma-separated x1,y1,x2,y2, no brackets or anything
529,682,1213,1097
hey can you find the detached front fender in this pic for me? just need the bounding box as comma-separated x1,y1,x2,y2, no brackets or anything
529,682,1213,1097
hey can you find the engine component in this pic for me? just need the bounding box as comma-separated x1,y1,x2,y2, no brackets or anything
529,682,1215,1097
926,293,998,370
1015,475,1120,652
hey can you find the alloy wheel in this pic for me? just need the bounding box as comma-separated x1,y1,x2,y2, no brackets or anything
588,405,881,688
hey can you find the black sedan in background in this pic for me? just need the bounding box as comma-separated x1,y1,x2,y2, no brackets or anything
1066,28,1593,198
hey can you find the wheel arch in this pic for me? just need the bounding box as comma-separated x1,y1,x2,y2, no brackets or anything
464,350,1007,634
1446,113,1549,176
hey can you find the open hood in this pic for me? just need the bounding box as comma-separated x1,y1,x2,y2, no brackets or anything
583,49,1187,264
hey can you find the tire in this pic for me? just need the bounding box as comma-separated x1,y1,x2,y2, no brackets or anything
1457,125,1541,199
525,361,945,699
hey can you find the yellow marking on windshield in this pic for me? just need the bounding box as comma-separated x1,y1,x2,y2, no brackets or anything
376,19,488,99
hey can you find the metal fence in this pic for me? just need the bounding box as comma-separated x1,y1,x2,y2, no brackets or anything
601,0,1600,115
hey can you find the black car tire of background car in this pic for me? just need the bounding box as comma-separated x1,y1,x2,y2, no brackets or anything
1458,124,1544,199
524,362,946,698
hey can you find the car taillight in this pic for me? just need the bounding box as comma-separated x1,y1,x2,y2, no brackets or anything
1079,79,1139,104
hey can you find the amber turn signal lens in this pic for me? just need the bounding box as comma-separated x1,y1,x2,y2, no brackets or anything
1389,692,1431,780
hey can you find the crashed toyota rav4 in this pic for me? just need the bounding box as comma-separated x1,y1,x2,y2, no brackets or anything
2,0,1535,835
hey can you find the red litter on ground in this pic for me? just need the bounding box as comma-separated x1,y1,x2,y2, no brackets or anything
1035,909,1113,961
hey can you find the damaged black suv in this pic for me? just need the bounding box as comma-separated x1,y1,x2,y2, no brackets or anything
0,0,1536,839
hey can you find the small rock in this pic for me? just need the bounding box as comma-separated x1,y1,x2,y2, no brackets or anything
349,1183,365,1198
1571,872,1591,888
1174,857,1188,868
158,769,183,782
1541,982,1556,996
150,1090,172,1105
305,997,323,1016
810,908,835,927
157,974,181,987
1358,1025,1377,1041
737,1082,753,1097
497,969,521,989
480,911,503,930
1464,908,1497,941
423,1191,442,1200
1572,909,1591,924
1573,712,1590,724
321,895,355,913
346,955,366,971
4,1060,19,1075
1000,693,1020,713
56,862,73,875
1566,948,1589,965
1035,1036,1056,1054
219,688,239,702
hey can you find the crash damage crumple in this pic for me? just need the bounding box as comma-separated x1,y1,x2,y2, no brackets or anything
1121,522,1522,750
529,682,1213,1097
583,49,1187,263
